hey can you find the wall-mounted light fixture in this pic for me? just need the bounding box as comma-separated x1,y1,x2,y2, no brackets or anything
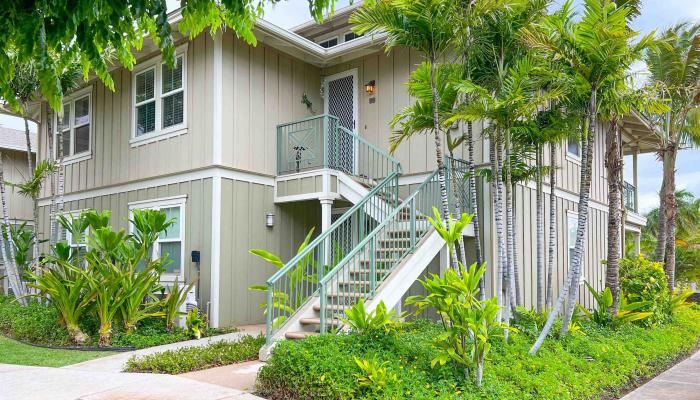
266,212,275,228
364,80,376,95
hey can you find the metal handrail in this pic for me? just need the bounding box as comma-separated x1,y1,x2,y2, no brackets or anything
317,170,443,333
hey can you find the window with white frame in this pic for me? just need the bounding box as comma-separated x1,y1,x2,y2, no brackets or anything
56,213,89,261
55,89,91,159
129,197,185,279
567,212,586,284
318,37,338,48
133,52,186,141
344,32,363,42
567,137,581,158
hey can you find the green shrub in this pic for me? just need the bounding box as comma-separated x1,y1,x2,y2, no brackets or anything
341,300,403,335
620,256,670,326
0,296,71,345
257,309,700,400
124,335,265,374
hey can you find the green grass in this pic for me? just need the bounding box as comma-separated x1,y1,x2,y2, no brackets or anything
124,335,265,374
0,335,114,367
256,307,700,400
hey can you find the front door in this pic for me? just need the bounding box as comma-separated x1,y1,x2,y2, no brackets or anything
324,69,358,174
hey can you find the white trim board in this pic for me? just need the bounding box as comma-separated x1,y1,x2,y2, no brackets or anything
37,166,275,206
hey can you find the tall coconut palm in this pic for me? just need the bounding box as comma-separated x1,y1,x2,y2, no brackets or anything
645,22,700,291
351,0,465,269
523,0,653,353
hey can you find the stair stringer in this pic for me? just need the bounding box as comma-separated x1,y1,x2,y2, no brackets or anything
336,172,395,222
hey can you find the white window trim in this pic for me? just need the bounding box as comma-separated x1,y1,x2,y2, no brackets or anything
565,137,582,165
53,86,93,165
343,31,363,43
128,195,187,283
318,36,340,48
130,44,188,147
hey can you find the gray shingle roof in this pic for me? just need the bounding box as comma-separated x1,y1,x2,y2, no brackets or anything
0,126,36,153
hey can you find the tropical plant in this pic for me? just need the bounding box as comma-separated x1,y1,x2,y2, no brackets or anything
524,0,653,353
406,262,509,386
426,207,473,264
120,264,164,333
619,256,670,326
186,307,204,340
353,356,398,391
645,22,700,291
249,228,316,328
351,0,463,269
162,278,196,333
341,299,402,335
581,282,652,328
26,260,94,344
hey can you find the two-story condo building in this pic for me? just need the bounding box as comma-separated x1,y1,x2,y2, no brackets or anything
28,4,659,349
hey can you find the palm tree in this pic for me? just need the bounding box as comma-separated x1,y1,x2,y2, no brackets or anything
524,0,653,353
645,22,700,291
352,0,466,269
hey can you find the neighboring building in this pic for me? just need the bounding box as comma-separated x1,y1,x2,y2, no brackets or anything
29,4,659,346
0,126,37,294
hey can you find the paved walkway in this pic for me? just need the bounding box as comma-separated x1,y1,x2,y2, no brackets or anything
65,324,265,373
0,364,264,400
181,360,265,392
622,349,700,400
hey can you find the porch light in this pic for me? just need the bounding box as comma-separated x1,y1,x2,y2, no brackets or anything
364,80,376,95
266,212,275,228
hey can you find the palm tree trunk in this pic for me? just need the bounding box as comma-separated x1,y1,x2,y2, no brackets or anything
490,135,504,318
546,142,557,309
23,116,40,267
448,155,469,268
429,59,459,270
605,119,623,315
531,99,595,354
0,152,28,304
46,112,58,245
504,138,516,339
663,143,678,291
561,95,597,336
655,170,667,262
536,144,545,312
467,121,485,298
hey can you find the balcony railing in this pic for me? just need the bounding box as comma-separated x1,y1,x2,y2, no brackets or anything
277,114,401,179
623,181,637,213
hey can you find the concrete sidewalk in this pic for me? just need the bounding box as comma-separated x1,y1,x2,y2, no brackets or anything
0,363,264,400
622,349,700,400
65,324,264,373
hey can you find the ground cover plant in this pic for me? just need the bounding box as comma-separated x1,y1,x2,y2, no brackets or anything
0,295,233,349
0,335,113,367
256,307,700,400
124,335,265,374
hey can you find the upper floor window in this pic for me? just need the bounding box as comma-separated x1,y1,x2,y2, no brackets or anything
344,32,363,42
132,50,187,145
319,37,338,48
567,137,581,159
55,87,92,162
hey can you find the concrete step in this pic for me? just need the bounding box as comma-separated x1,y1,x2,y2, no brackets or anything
285,331,319,340
299,317,341,326
312,303,349,312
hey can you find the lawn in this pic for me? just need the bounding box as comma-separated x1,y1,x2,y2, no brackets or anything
0,335,114,367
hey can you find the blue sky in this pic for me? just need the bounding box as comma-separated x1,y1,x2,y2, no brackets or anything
2,0,698,213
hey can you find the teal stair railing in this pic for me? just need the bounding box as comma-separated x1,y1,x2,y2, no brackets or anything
446,156,472,215
318,170,443,333
267,115,402,344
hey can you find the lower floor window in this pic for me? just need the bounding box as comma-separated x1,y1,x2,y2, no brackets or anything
129,197,185,278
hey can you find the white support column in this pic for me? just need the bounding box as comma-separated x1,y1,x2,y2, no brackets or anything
209,31,223,328
320,197,334,267
632,147,639,212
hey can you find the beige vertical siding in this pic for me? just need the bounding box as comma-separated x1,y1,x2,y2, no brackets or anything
218,178,321,326
37,178,214,309
38,35,214,198
220,32,323,175
2,150,35,222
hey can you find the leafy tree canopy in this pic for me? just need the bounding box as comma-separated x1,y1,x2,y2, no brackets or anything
0,0,333,114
